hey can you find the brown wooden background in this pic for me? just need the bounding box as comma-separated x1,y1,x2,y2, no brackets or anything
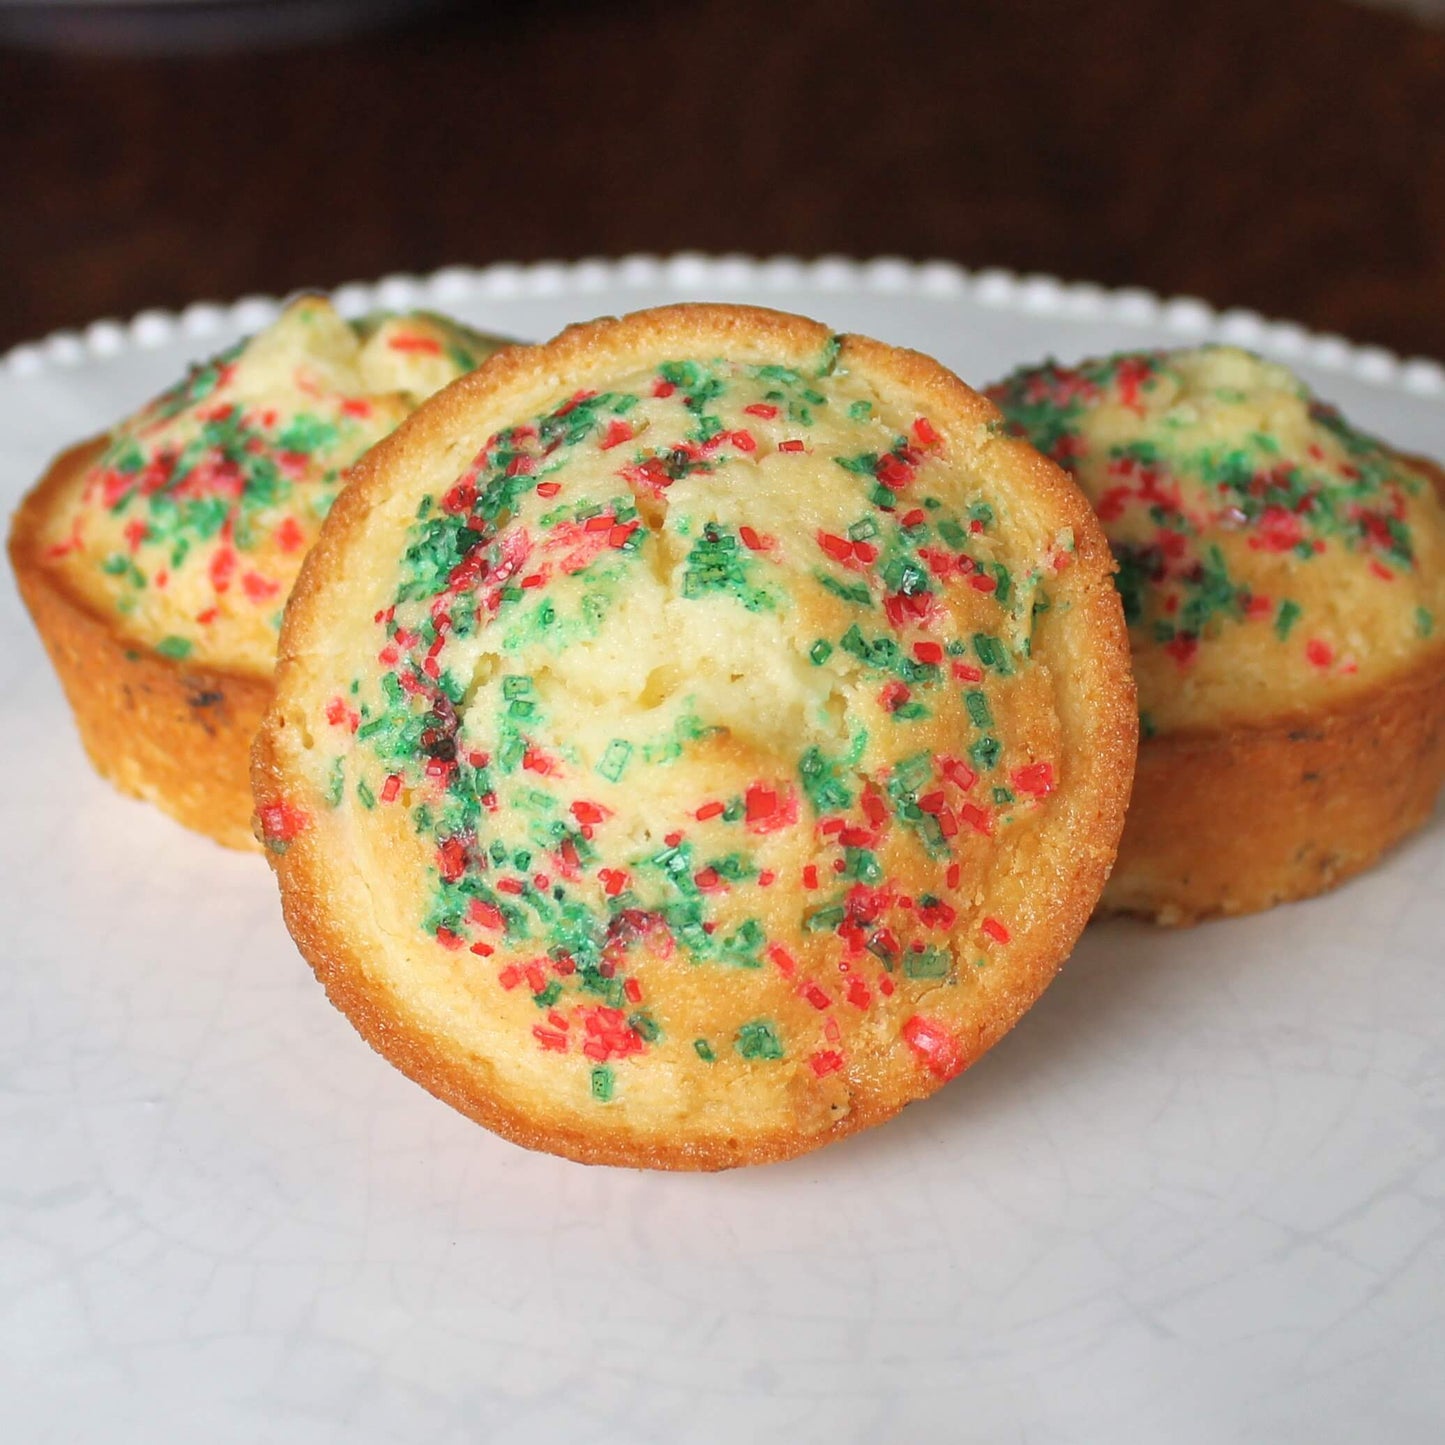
4,0,1444,359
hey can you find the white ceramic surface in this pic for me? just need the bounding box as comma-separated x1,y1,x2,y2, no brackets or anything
3,258,1443,1445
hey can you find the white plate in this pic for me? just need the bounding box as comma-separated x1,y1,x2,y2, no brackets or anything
4,257,1444,1445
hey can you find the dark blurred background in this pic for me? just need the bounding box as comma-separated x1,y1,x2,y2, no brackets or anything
3,0,1444,357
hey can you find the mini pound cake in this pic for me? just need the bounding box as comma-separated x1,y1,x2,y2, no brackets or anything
253,303,1136,1169
9,297,506,848
987,345,1445,924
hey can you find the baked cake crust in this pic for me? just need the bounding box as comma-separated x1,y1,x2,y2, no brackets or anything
11,437,272,849
254,303,1136,1169
988,351,1445,925
1108,456,1445,922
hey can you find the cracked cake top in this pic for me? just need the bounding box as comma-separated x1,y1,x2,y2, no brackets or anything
254,303,1135,1168
35,296,505,674
987,345,1445,736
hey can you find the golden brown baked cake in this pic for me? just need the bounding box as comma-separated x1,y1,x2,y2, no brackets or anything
253,303,1136,1169
987,345,1445,924
9,297,506,848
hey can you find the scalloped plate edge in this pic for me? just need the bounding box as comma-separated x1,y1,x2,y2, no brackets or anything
6,253,1444,399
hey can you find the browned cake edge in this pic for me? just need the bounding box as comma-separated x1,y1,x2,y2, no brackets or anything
8,436,270,851
1102,453,1445,926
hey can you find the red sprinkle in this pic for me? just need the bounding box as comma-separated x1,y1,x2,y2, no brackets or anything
768,944,797,977
800,981,831,1011
259,801,308,843
981,916,1011,945
809,1050,845,1078
388,334,443,355
533,1025,568,1053
902,1015,966,1079
960,803,993,836
1011,762,1055,798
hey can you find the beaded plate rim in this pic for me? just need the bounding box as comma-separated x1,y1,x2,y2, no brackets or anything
5,252,1444,399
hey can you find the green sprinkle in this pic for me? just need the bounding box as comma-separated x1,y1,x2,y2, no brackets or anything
155,636,192,660
969,736,1001,771
810,639,833,665
848,399,873,420
324,757,345,808
965,690,993,728
694,1039,716,1062
534,980,562,1008
805,904,846,932
598,739,632,782
1275,599,1303,640
973,633,1010,672
1417,606,1435,639
835,451,880,476
590,1066,614,1102
895,562,929,597
799,743,855,814
736,1020,785,1061
904,947,950,980
628,1011,661,1043
814,570,872,606
356,778,376,809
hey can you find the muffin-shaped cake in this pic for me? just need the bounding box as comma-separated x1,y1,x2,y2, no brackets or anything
253,304,1136,1169
987,345,1445,924
9,297,506,848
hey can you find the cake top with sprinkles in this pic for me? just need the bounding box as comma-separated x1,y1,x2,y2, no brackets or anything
986,346,1445,735
36,296,505,675
255,304,1135,1169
